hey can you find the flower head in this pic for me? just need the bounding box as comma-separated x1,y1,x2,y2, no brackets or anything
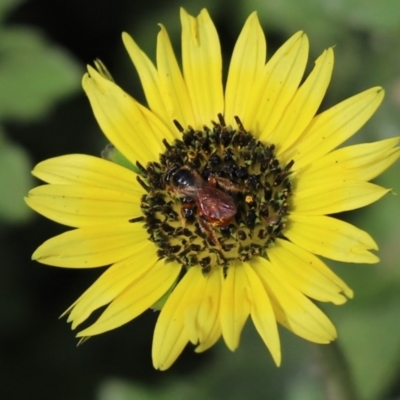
26,9,399,370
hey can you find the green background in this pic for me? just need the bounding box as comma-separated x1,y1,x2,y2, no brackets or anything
1,0,400,399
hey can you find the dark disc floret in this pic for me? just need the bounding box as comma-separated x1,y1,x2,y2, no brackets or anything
131,114,294,273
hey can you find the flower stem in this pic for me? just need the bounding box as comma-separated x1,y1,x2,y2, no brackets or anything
315,342,359,400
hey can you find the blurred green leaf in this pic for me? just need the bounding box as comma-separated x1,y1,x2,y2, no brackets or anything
334,282,400,400
98,379,152,400
0,0,24,21
324,169,400,400
97,378,206,400
0,26,82,121
0,127,33,223
242,0,400,36
337,0,400,32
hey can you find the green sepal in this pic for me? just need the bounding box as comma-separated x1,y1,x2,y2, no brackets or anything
101,143,141,174
151,278,178,311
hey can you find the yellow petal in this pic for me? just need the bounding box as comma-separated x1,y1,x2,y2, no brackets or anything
220,261,251,351
194,320,222,353
156,24,195,128
77,259,180,336
122,32,172,128
152,267,199,370
82,66,173,166
32,222,148,268
180,8,223,127
293,180,390,214
286,213,379,264
31,154,142,193
274,48,334,154
244,263,281,366
65,242,160,328
286,87,385,169
181,269,210,345
195,269,222,352
249,31,308,139
252,257,337,343
295,137,400,185
224,12,266,126
269,239,353,303
180,267,222,352
25,184,141,227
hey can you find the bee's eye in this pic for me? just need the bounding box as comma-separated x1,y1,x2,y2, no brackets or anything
172,169,196,188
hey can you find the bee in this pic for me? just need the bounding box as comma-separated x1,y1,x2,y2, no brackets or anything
165,165,242,246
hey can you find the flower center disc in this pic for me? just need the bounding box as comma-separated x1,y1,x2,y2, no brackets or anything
134,115,294,273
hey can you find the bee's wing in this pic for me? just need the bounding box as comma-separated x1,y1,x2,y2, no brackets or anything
198,187,236,220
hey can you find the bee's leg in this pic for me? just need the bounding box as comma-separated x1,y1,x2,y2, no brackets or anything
180,202,195,227
199,215,221,247
208,174,244,193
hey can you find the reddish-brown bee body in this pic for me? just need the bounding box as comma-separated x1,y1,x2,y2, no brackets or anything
166,166,241,245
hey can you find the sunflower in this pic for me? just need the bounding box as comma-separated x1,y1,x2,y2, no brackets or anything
26,9,399,371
